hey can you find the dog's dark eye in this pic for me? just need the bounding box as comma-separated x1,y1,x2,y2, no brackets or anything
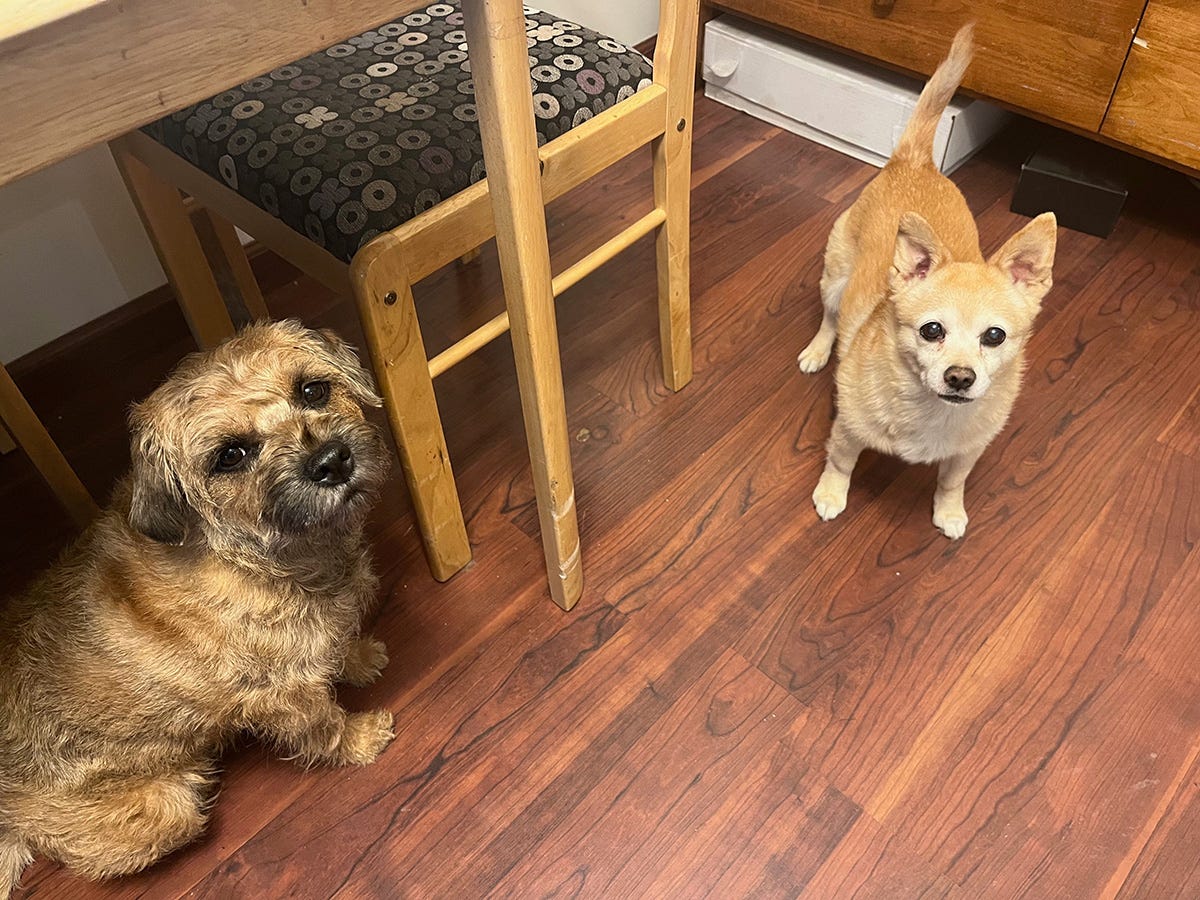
214,443,250,473
919,322,945,342
981,326,1007,347
299,380,331,408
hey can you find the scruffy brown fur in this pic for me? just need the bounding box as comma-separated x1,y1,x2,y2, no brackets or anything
798,24,1058,538
0,321,395,897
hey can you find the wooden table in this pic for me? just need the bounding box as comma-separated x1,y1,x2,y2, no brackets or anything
0,0,582,605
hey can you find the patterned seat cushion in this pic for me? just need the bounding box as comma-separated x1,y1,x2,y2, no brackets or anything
143,3,653,264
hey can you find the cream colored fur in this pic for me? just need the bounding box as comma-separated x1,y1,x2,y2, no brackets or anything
798,23,1058,538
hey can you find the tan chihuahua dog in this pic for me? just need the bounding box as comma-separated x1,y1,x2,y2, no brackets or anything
798,23,1057,538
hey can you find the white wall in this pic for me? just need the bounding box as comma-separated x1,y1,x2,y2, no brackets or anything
0,1,661,364
0,145,165,363
549,1,659,47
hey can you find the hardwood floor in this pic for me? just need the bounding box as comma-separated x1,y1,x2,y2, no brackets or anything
4,94,1200,898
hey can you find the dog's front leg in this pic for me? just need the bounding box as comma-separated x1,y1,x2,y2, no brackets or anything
933,448,984,539
813,420,864,521
339,635,389,687
258,691,394,767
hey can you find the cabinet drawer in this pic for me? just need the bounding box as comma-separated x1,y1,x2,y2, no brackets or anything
1102,0,1200,170
711,0,1146,131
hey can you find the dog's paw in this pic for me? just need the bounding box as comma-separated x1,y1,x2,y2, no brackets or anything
933,505,969,540
341,636,388,687
339,710,395,766
812,474,849,521
797,341,832,374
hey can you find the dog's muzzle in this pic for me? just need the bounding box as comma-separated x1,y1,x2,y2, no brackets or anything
305,440,355,487
939,365,977,403
266,426,385,534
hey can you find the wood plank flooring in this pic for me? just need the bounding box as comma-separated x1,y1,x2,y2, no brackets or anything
4,94,1200,898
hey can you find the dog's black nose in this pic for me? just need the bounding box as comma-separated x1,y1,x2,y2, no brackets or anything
943,366,976,391
306,440,355,486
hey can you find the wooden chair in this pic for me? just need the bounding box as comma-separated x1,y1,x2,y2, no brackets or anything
0,365,99,528
110,0,698,609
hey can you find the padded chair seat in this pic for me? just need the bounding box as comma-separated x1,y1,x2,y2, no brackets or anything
144,3,653,264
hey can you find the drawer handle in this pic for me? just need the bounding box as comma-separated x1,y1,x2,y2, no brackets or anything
705,58,739,79
871,0,895,17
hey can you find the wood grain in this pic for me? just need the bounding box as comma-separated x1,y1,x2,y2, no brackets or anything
710,0,1147,131
1103,0,1200,171
652,0,700,391
351,237,473,582
0,0,107,43
5,96,1200,897
0,0,429,186
1158,383,1200,459
460,0,582,610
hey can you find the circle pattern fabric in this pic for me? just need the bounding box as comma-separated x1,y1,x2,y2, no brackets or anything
144,3,654,264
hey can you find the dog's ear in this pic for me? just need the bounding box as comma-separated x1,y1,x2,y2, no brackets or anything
989,212,1057,308
316,328,382,408
127,406,189,545
891,212,949,288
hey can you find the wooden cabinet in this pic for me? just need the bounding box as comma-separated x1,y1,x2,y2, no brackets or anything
708,0,1200,173
1102,0,1200,171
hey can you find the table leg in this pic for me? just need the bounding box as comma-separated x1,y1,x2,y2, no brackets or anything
0,363,98,529
461,0,583,611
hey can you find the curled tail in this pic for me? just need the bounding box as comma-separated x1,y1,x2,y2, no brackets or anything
891,23,975,167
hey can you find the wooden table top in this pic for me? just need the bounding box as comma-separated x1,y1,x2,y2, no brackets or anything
0,0,430,186
0,0,109,44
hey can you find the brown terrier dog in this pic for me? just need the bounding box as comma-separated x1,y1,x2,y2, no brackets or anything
0,321,394,897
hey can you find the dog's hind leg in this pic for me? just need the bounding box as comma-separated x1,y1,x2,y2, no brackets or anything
799,210,853,373
43,771,210,882
1,829,34,900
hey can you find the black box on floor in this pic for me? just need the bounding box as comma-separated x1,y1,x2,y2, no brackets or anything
1011,146,1128,238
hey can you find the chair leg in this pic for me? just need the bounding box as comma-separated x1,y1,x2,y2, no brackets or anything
192,206,271,324
0,364,98,529
463,0,584,611
110,141,235,350
351,240,472,582
652,0,700,392
0,421,14,455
